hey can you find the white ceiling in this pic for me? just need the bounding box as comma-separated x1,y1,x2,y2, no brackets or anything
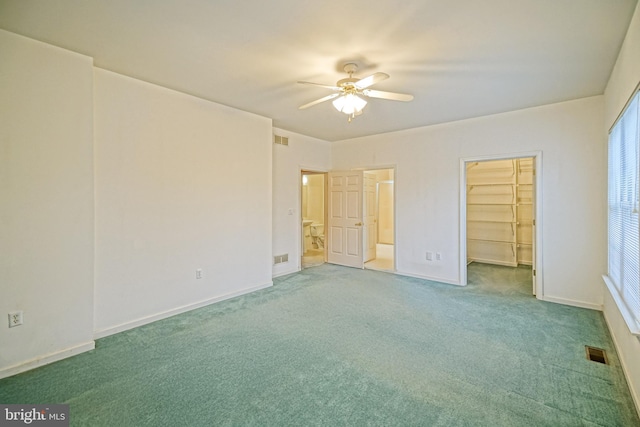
0,0,637,141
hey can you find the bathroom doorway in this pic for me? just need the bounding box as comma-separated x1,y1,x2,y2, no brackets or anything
301,171,327,269
363,168,395,272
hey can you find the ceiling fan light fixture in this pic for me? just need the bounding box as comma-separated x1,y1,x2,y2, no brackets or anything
298,63,412,122
332,93,367,115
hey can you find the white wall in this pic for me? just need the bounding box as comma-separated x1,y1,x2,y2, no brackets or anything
94,69,273,336
605,2,640,129
332,96,606,308
0,30,95,377
603,2,640,413
272,128,331,277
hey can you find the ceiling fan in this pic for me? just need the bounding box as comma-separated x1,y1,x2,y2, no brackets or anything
298,63,414,122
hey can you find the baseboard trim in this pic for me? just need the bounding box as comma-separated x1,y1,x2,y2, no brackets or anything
94,281,273,339
0,341,95,380
603,307,640,418
272,267,301,278
540,295,602,311
394,270,463,286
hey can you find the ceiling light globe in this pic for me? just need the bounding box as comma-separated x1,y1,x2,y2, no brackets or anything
333,94,367,115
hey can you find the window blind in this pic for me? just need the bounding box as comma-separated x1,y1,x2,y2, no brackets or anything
608,91,640,330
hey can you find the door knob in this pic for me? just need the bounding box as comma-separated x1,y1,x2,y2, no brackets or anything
355,222,363,226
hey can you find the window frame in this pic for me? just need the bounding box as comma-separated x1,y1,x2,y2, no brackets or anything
605,88,640,336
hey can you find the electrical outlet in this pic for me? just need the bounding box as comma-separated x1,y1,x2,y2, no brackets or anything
196,269,203,280
426,252,433,261
436,252,442,261
8,311,23,328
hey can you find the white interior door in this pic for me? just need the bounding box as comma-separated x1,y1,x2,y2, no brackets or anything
364,172,377,262
328,171,364,268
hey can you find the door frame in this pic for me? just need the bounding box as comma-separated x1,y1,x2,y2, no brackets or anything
299,167,328,270
459,151,543,298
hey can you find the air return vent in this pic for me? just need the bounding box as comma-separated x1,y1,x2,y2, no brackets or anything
274,135,289,146
273,254,289,265
585,346,608,365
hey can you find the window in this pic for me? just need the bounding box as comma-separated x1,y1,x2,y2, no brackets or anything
607,90,640,334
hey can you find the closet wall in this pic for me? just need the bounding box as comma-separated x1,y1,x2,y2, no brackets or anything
466,158,534,266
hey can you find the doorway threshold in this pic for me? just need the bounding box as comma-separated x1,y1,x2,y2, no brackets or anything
364,244,394,272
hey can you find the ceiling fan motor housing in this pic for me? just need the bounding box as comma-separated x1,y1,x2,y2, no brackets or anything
337,77,359,88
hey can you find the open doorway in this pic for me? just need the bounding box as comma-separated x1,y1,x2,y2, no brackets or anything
301,171,326,269
363,168,395,272
463,155,540,296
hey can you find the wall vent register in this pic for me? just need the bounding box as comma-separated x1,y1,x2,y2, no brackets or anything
585,346,608,365
274,135,289,146
273,254,289,264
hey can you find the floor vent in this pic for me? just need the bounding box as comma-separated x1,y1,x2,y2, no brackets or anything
585,346,608,365
274,254,289,265
274,135,289,146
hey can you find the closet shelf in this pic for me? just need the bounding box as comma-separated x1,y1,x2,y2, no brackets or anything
467,202,515,206
468,238,516,244
467,219,516,224
467,158,534,267
467,165,516,172
467,183,516,187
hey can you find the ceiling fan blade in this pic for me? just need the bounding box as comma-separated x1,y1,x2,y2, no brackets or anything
354,72,389,89
363,89,414,102
297,81,342,91
299,93,341,110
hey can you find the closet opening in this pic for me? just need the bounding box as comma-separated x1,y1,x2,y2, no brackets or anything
462,155,541,296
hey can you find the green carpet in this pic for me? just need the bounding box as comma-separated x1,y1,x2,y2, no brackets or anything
1,263,638,426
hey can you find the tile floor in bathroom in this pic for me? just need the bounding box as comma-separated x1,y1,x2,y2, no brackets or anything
301,249,325,268
364,244,394,272
302,244,394,271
